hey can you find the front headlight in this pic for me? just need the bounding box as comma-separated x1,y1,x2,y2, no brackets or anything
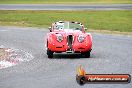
78,35,85,43
56,34,63,42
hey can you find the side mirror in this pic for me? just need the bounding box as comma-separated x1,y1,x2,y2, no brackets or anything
48,27,52,32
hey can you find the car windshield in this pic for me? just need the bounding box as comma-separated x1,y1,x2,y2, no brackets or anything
54,22,82,31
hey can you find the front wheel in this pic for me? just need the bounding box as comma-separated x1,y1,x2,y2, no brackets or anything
47,49,53,58
82,51,90,58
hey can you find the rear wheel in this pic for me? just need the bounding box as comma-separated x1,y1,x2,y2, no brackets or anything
47,49,53,58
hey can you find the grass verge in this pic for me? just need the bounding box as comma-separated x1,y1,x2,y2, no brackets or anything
0,0,132,4
0,10,132,32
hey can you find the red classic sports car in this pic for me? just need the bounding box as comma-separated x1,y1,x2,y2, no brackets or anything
47,21,92,58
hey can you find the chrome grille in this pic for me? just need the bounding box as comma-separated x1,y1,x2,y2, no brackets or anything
67,35,73,49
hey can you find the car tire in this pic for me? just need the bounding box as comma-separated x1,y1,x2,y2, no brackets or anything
82,51,90,58
76,75,86,85
47,49,53,58
85,51,90,58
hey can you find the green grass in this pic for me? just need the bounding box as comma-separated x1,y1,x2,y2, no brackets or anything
0,0,132,4
0,10,132,32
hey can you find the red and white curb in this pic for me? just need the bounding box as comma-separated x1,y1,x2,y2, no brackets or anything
0,45,34,69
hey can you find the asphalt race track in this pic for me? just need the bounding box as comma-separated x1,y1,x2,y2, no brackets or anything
0,4,132,10
0,26,132,88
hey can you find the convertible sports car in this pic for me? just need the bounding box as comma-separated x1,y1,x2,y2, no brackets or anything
46,21,92,58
